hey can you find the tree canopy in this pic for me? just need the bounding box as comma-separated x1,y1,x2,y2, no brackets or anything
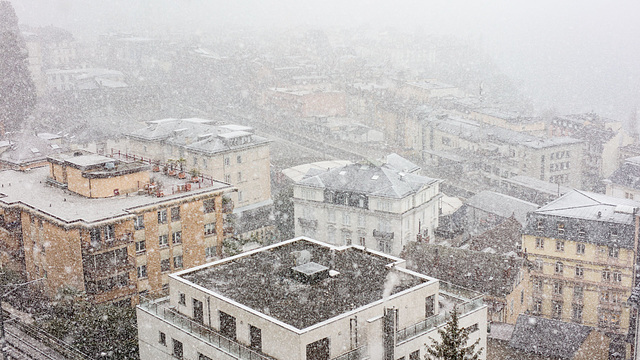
425,307,483,360
0,1,37,133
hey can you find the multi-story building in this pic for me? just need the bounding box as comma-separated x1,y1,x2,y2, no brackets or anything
293,159,442,256
605,156,640,201
0,151,234,305
422,114,584,188
122,118,273,240
137,237,487,360
522,190,640,352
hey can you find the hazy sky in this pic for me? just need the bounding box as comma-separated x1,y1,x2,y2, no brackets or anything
11,0,640,119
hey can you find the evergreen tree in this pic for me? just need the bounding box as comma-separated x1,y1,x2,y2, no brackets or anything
0,1,36,133
425,307,483,360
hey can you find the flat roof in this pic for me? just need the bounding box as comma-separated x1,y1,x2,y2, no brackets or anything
178,238,431,330
0,167,233,225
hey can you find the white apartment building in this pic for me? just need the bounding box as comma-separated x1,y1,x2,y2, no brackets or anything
293,161,442,256
137,237,487,360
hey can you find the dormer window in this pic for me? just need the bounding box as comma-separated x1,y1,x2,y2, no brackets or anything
536,220,544,231
557,222,565,235
578,228,586,238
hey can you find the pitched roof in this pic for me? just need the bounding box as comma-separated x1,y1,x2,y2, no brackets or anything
468,216,523,255
608,159,640,191
509,314,593,359
297,163,439,199
465,191,539,226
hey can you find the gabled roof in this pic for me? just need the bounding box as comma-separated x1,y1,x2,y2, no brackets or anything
385,153,421,174
297,163,439,199
608,159,640,191
509,314,593,359
534,190,640,225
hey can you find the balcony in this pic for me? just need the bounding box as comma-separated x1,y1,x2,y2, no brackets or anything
396,282,484,343
298,218,318,229
331,346,367,360
83,233,133,253
139,297,275,360
373,229,394,240
83,255,135,280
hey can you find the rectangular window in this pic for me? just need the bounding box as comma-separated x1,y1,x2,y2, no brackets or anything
174,255,183,269
159,331,166,346
575,266,584,278
306,338,330,360
219,311,237,340
409,350,420,360
358,214,366,227
576,243,585,254
172,339,183,359
602,270,611,282
179,292,186,305
158,209,167,224
135,241,146,253
572,304,583,323
104,224,115,242
205,246,216,258
204,223,216,236
609,246,619,258
224,157,230,166
552,301,562,319
171,206,181,221
556,240,564,252
533,278,543,291
172,231,182,244
137,265,147,279
238,190,243,202
553,281,563,295
557,222,565,234
90,228,101,244
343,213,350,225
535,238,544,249
555,262,563,275
134,215,144,230
613,272,622,282
159,234,168,247
237,172,242,182
161,258,170,272
203,199,215,213
533,299,542,314
249,325,262,352
425,295,435,317
224,174,231,183
574,286,584,299
237,155,242,163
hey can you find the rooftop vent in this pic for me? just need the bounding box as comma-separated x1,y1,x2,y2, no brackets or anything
290,262,329,284
105,162,115,170
291,250,311,266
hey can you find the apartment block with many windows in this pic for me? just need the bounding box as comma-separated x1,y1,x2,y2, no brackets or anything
293,158,442,256
0,151,234,305
137,237,487,360
522,190,639,350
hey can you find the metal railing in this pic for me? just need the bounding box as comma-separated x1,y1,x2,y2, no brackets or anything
331,345,367,360
396,288,484,343
139,297,275,360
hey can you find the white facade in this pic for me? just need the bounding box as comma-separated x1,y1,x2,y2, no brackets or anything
137,238,487,360
293,163,442,256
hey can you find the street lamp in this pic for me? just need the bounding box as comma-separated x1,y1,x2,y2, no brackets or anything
0,277,44,360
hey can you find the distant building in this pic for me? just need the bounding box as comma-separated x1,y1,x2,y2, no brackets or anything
122,118,273,241
293,157,442,255
137,237,488,360
262,87,347,118
502,175,571,206
0,132,66,171
605,156,640,201
45,68,127,92
522,190,639,351
0,151,234,305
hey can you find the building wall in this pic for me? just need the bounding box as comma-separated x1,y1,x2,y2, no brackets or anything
523,234,633,334
606,183,640,202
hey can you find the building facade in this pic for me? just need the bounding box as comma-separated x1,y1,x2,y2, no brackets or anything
0,151,234,305
137,237,487,360
293,161,442,256
122,118,273,241
521,190,640,352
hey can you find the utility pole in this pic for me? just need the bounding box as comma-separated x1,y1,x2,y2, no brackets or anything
0,277,44,360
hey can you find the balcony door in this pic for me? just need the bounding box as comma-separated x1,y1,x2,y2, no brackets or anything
193,299,203,323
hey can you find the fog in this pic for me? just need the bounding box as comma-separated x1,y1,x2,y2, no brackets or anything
12,0,640,119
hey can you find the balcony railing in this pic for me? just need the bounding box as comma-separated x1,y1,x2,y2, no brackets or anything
139,297,275,360
83,233,133,253
373,229,394,240
396,283,484,343
331,346,367,360
83,255,135,280
298,218,318,229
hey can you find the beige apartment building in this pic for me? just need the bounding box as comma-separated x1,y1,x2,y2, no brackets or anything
0,150,234,305
521,190,640,357
137,237,487,360
121,118,273,240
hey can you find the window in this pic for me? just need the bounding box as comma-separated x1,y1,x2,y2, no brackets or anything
158,209,167,224
219,311,237,340
553,281,563,295
90,228,101,245
409,350,420,360
535,238,544,249
306,338,330,360
238,190,243,202
328,210,336,223
425,295,435,317
358,236,365,246
342,213,350,225
572,304,583,323
358,214,366,227
555,262,563,275
203,199,215,213
249,325,262,352
576,243,585,254
172,339,183,359
224,174,231,183
237,171,242,182
159,331,166,346
533,278,543,291
533,299,542,314
575,266,584,278
171,207,180,221
205,246,216,258
602,270,611,282
237,155,242,163
204,223,216,235
574,286,584,300
134,215,144,230
137,265,147,279
552,301,563,319
614,272,622,282
534,259,543,271
179,292,186,305
159,234,168,247
174,255,183,269
104,224,115,242
224,157,230,166
135,241,146,253
557,222,565,234
172,231,182,244
609,246,619,258
536,220,544,231
521,289,524,304
556,240,564,252
161,259,170,272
